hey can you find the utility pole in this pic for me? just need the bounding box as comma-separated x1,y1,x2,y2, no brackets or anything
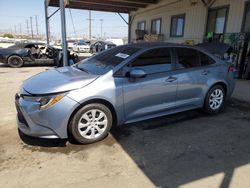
35,15,39,36
87,10,93,41
19,24,22,34
26,19,29,34
100,19,103,39
30,16,34,39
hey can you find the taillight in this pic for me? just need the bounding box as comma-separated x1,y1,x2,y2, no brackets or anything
228,65,235,72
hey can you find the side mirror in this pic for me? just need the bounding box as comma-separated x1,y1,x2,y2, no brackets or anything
129,68,147,78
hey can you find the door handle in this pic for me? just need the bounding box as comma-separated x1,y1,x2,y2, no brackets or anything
165,76,177,83
202,70,210,75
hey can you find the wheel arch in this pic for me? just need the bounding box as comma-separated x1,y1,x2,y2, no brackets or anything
208,81,228,96
67,98,118,135
7,54,23,61
203,81,228,107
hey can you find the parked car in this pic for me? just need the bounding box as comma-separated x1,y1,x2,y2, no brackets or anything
89,41,116,54
72,41,90,53
15,43,235,144
0,43,59,67
67,40,77,50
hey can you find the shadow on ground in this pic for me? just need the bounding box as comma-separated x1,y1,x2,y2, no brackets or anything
19,99,250,188
111,99,250,188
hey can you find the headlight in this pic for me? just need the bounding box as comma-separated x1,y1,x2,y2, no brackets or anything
38,95,65,110
22,93,66,110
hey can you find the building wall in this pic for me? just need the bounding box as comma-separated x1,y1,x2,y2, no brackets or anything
130,0,248,44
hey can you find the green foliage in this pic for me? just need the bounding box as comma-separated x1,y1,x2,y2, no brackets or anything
3,33,14,38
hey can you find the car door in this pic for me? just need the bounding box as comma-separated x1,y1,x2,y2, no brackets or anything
122,47,178,123
173,47,211,107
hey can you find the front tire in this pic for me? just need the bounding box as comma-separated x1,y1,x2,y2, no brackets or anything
7,55,24,68
204,85,226,114
69,103,112,144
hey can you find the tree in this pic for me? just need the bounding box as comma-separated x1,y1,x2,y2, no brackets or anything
3,33,14,38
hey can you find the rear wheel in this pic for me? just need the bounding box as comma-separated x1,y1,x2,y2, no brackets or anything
204,85,225,114
69,103,112,144
7,55,24,68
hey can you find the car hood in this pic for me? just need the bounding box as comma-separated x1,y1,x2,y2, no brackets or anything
23,66,99,95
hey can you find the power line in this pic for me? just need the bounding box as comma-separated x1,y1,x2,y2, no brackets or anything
35,15,39,36
68,8,77,38
30,17,34,39
100,19,103,39
26,19,29,34
86,10,94,41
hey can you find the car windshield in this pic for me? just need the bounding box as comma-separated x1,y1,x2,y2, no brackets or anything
78,42,87,45
76,46,140,75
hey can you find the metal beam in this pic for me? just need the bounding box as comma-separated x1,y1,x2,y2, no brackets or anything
69,0,148,9
117,13,128,25
49,2,136,13
48,0,158,13
44,0,50,45
48,7,60,19
60,0,68,66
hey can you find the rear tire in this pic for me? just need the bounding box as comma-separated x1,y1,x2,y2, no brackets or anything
204,85,226,114
7,55,24,68
69,103,112,144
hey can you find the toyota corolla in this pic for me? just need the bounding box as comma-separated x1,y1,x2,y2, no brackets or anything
15,43,235,144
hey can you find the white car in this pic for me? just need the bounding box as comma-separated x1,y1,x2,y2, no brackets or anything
73,41,90,53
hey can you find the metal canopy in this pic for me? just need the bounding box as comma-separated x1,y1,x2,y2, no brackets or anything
48,0,158,13
45,0,158,66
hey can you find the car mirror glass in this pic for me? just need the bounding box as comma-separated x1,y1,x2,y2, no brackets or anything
129,68,147,78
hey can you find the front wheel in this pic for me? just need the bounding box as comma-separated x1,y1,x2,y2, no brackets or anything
7,55,24,68
69,103,113,144
204,85,226,114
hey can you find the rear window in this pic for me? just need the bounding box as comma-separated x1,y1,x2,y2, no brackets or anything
176,48,200,68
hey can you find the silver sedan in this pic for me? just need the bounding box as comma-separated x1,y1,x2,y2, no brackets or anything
15,43,235,144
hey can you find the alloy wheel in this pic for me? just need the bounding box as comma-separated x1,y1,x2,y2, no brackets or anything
209,89,224,110
78,109,108,140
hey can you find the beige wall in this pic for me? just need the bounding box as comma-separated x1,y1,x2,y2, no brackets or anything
130,0,248,44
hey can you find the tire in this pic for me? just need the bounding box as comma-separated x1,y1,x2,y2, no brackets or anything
204,85,226,114
69,103,113,144
7,55,24,68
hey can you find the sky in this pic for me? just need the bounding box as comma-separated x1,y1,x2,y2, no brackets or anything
0,0,129,39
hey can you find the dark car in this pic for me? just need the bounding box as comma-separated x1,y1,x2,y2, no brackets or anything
0,43,59,68
89,41,116,54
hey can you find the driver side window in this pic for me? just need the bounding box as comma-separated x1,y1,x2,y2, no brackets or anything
130,48,172,74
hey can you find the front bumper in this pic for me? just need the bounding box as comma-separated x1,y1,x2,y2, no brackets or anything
15,93,79,139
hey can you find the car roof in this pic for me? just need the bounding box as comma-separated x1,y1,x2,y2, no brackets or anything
123,42,195,49
122,42,217,56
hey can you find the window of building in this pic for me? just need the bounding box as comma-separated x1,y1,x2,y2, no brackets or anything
170,14,185,37
151,18,161,34
131,48,172,74
206,7,228,34
242,2,250,32
137,21,146,30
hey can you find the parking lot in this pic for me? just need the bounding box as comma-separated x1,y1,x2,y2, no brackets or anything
0,63,250,188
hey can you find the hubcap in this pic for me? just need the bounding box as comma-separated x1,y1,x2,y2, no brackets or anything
209,89,224,110
12,58,19,65
78,109,108,140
